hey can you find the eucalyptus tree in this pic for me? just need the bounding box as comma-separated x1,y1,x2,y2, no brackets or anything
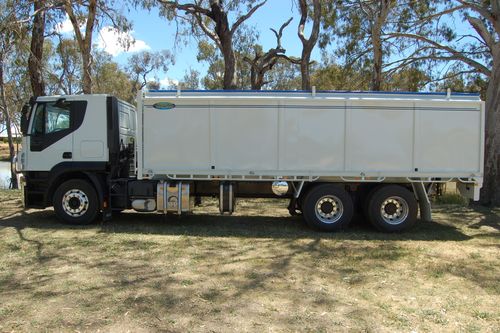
321,0,434,91
150,0,267,89
386,0,500,205
126,50,174,96
61,0,133,93
243,18,299,90
28,0,47,97
47,38,83,95
92,51,135,103
0,0,32,189
297,0,321,90
196,24,259,89
179,68,201,89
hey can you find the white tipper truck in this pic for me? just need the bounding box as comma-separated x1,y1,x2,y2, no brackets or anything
15,89,485,232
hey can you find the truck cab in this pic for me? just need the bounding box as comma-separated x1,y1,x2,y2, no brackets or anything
18,95,135,219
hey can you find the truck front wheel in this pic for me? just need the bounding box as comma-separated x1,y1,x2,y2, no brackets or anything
53,179,99,225
302,184,354,231
367,185,417,232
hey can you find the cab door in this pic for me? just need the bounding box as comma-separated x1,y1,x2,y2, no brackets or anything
26,100,76,171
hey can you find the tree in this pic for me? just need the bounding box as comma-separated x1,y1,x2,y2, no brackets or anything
389,1,500,205
28,0,47,98
297,0,321,90
62,0,132,93
264,59,301,90
156,0,267,89
313,62,370,90
197,24,259,89
126,50,174,96
321,0,434,91
47,38,83,95
92,51,135,103
179,68,201,89
0,0,30,189
243,18,297,90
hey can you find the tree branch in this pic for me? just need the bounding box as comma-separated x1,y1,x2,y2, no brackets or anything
388,32,491,76
231,0,267,34
157,0,211,16
467,16,496,52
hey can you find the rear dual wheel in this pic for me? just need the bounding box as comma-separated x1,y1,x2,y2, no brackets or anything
365,185,418,232
302,184,354,231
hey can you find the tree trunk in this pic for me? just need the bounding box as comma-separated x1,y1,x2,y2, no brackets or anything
28,0,46,98
222,42,237,90
371,28,383,91
0,53,18,189
82,50,92,93
481,60,500,206
64,0,96,94
300,51,312,90
370,0,391,91
297,0,321,91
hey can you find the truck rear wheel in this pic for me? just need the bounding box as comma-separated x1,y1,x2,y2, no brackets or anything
367,185,417,232
302,184,354,231
53,179,99,225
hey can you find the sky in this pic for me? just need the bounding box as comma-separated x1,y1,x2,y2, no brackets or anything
55,1,320,88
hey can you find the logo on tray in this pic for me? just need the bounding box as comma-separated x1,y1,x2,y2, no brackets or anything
152,102,176,110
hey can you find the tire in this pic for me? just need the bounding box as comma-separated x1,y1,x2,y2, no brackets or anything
302,184,354,231
53,179,99,225
366,185,418,232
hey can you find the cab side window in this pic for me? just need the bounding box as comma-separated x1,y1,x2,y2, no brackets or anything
46,104,70,133
29,99,87,152
30,101,72,135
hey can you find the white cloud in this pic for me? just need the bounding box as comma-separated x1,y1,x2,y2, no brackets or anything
97,26,150,57
160,77,179,89
54,18,150,57
54,15,79,34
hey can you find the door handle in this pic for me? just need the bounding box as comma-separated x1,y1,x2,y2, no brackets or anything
62,152,72,159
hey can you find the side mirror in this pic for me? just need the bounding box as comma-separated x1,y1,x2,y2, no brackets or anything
20,103,30,135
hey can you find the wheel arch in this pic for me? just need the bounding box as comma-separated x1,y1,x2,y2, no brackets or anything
47,162,107,207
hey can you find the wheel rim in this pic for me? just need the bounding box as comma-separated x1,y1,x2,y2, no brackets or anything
315,195,344,224
62,189,89,217
380,196,409,225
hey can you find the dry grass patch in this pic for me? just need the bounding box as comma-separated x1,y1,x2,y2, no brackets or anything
0,190,498,332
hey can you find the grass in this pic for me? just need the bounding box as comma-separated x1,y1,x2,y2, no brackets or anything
0,189,499,332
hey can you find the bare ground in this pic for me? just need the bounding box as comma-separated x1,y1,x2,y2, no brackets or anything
0,190,498,332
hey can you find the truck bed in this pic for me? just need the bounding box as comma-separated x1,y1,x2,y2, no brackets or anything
137,90,484,183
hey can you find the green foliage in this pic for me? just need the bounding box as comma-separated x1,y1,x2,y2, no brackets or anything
46,38,83,95
197,25,259,89
385,67,430,92
434,73,488,100
92,52,135,103
264,60,301,90
126,50,174,95
313,63,370,91
320,0,436,90
179,68,201,90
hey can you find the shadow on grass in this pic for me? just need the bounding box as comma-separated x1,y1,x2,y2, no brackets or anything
0,209,471,241
467,204,500,231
